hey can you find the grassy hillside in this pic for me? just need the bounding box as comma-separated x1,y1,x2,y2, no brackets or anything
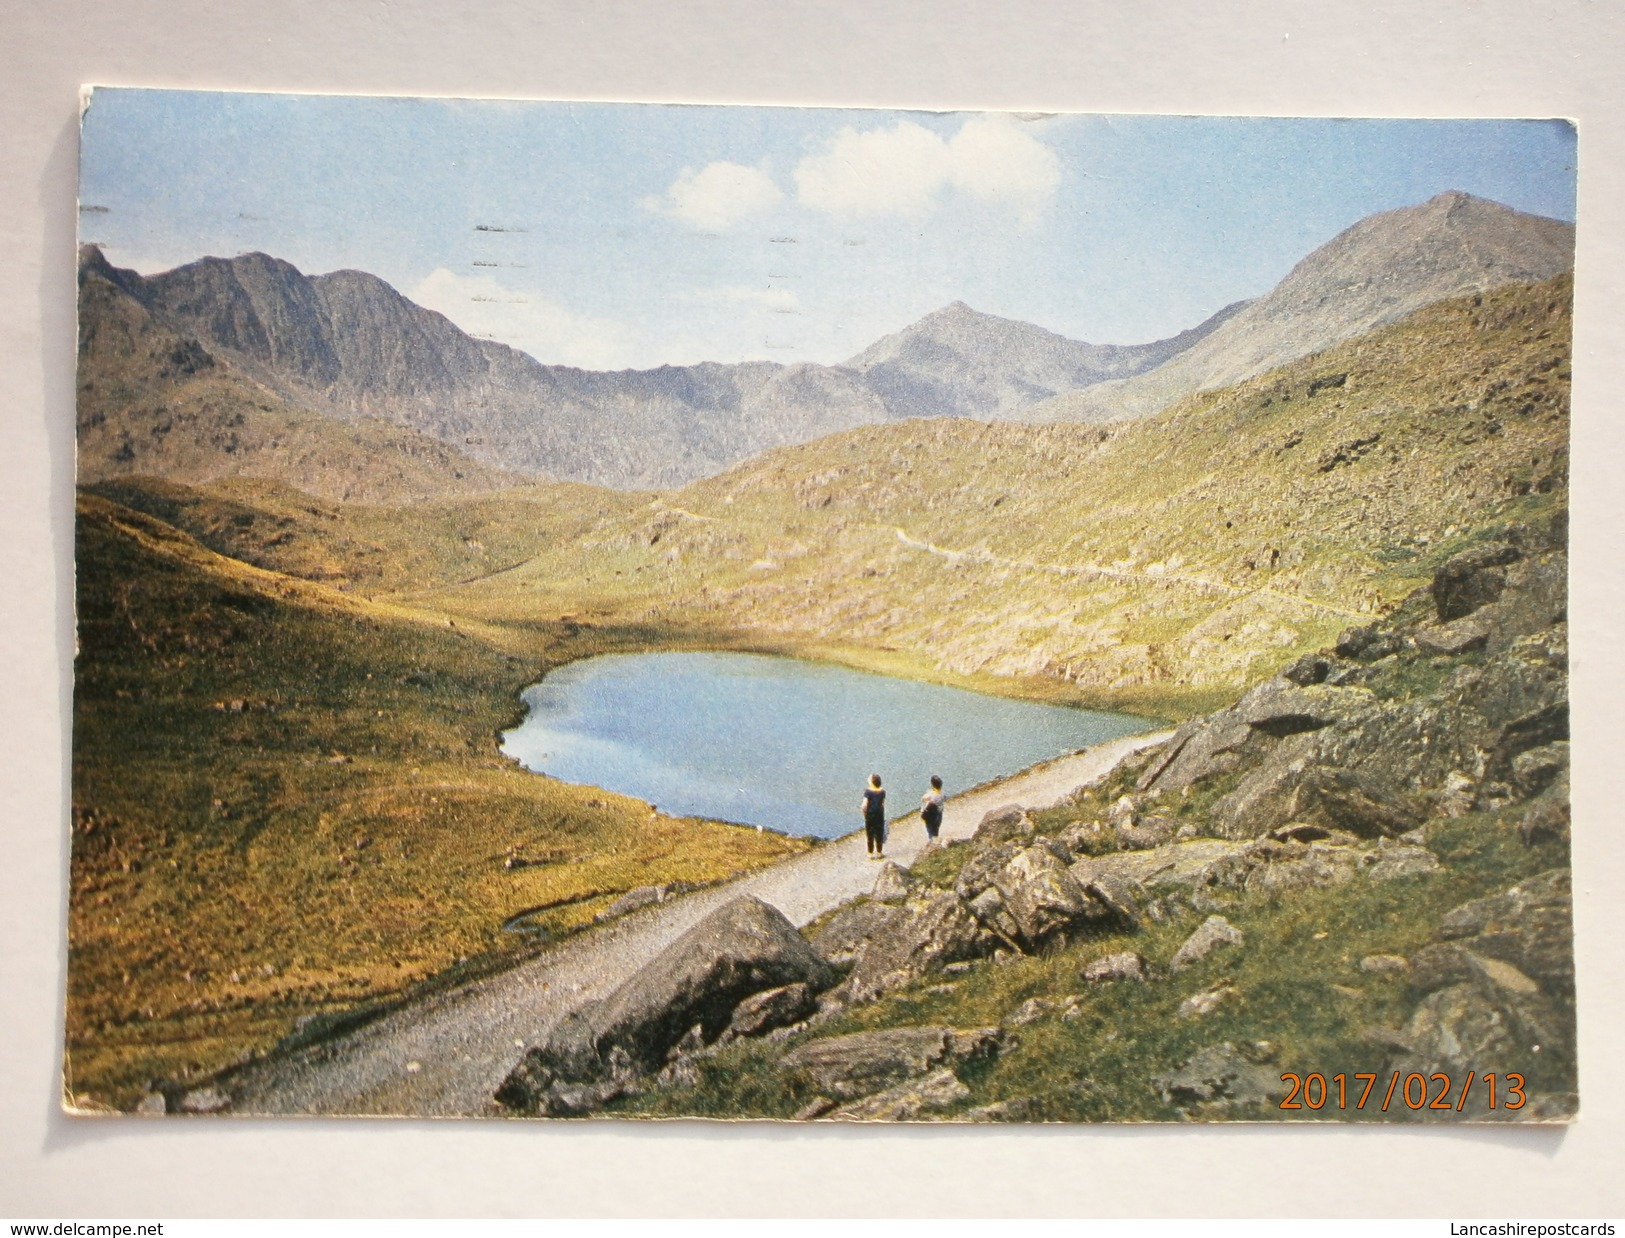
85,474,645,596
68,494,808,1110
430,275,1570,717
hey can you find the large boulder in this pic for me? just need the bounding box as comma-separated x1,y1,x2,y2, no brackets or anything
973,805,1035,845
779,1025,1001,1100
1210,757,1425,840
840,891,989,1004
808,900,906,967
1477,554,1567,654
993,845,1096,947
953,841,1024,901
1380,869,1576,1117
588,896,836,1072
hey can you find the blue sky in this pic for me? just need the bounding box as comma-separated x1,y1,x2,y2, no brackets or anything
78,90,1577,370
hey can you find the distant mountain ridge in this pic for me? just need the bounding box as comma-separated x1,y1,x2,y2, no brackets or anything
76,250,1230,492
1031,191,1576,423
844,298,1247,420
76,189,1575,494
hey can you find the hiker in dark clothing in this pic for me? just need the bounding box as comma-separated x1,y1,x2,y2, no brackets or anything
920,774,945,840
861,773,887,857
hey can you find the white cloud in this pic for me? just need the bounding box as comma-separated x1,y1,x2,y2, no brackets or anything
794,115,1061,225
644,161,784,231
409,268,641,369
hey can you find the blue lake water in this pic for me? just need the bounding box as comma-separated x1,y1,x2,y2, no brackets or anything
500,651,1149,839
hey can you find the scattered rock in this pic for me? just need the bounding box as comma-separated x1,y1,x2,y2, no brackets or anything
965,886,1023,948
870,861,913,904
1435,771,1478,817
1519,772,1571,845
1170,915,1244,970
1232,678,1377,737
954,841,1023,901
1117,815,1178,851
1212,760,1425,840
1004,997,1055,1027
135,1091,168,1116
1152,1043,1281,1111
1081,871,1143,929
1243,842,1361,894
827,1068,970,1121
177,1086,231,1114
1081,951,1147,983
1057,819,1109,855
1360,953,1411,976
595,884,672,922
779,1025,1001,1100
1511,742,1568,797
1435,869,1573,991
1362,838,1443,883
1178,983,1236,1018
725,982,818,1040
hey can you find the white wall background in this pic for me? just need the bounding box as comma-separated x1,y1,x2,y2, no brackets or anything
2,0,1622,1218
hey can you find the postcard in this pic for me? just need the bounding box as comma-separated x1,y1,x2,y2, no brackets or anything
68,89,1576,1122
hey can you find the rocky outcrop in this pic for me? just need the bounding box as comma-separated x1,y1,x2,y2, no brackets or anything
496,897,835,1114
838,891,990,1005
1374,870,1575,1119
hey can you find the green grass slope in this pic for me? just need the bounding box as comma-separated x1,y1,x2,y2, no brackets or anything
68,494,808,1110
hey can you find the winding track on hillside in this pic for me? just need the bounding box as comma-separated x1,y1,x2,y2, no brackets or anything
224,729,1171,1117
889,525,1374,619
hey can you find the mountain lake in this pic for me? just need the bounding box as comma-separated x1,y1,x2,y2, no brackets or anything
500,651,1152,839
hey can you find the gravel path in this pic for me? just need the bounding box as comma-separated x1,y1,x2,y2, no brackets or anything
226,728,1172,1117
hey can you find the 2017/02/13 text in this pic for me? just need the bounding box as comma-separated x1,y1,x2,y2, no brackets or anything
1279,1071,1526,1111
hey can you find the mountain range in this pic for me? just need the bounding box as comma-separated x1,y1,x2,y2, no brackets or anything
1030,191,1576,422
76,191,1573,496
